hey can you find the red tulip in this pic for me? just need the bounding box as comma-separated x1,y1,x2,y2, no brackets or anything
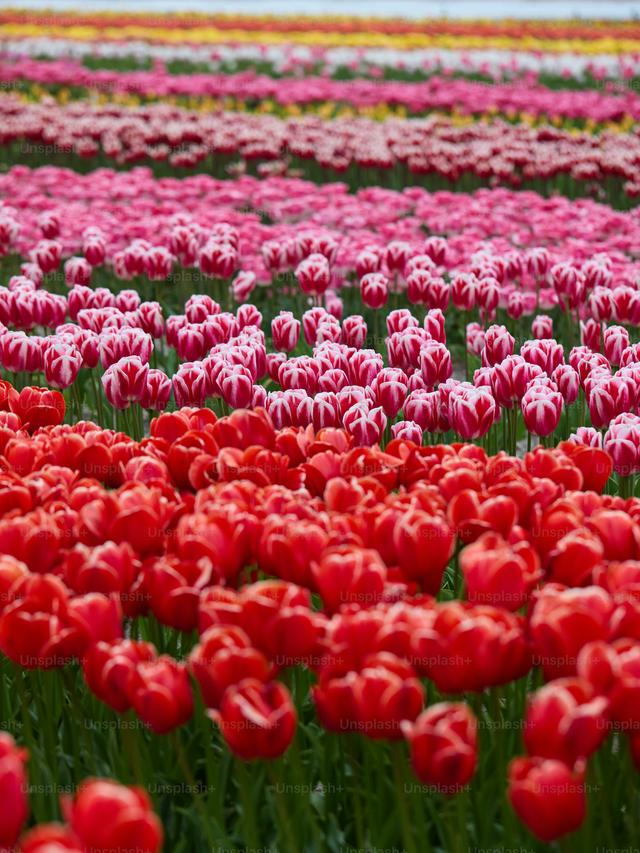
460,532,541,611
64,778,163,853
402,702,477,792
393,509,454,593
412,601,530,693
131,655,193,734
83,639,156,713
9,386,65,431
189,625,270,709
19,823,83,852
529,586,614,680
315,655,423,739
0,733,28,848
313,546,386,613
508,757,586,842
214,678,297,760
524,677,609,764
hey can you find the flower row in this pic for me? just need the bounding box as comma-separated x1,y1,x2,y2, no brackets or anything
3,57,640,124
4,36,639,82
1,101,639,203
1,14,640,54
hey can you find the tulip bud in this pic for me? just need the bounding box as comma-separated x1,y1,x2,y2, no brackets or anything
521,381,563,438
102,356,149,410
65,779,163,852
508,757,586,842
131,656,193,734
403,703,477,792
0,734,28,848
296,253,331,296
215,679,296,760
360,272,389,309
272,311,301,353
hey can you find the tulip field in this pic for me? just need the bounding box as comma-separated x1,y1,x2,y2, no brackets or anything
3,7,640,852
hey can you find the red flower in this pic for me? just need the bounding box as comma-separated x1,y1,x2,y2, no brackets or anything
64,779,163,853
10,386,65,431
312,546,387,614
145,555,219,632
83,639,156,713
131,655,194,734
313,652,424,740
529,585,613,680
412,601,530,692
524,677,609,764
189,625,270,709
402,702,477,792
0,733,28,848
20,824,83,852
460,532,541,611
508,757,586,842
214,678,297,760
393,509,454,593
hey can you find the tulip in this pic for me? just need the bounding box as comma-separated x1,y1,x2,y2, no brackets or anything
172,362,208,408
0,733,28,848
43,342,83,390
312,545,386,614
199,239,237,279
450,386,497,440
214,678,297,760
532,314,553,339
131,655,193,734
342,314,368,348
529,586,613,680
295,253,331,296
508,757,586,842
393,509,454,593
402,702,477,792
420,341,452,387
31,239,62,274
523,677,609,764
460,532,541,611
64,779,163,852
9,386,65,431
272,311,301,352
521,381,563,438
189,625,270,709
355,246,381,278
412,601,530,693
604,414,640,477
451,273,477,311
102,356,148,409
351,660,424,740
64,256,92,287
391,420,423,444
371,367,408,419
360,272,389,310
140,369,172,411
19,824,83,852
83,639,156,713
83,236,106,267
343,402,387,446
